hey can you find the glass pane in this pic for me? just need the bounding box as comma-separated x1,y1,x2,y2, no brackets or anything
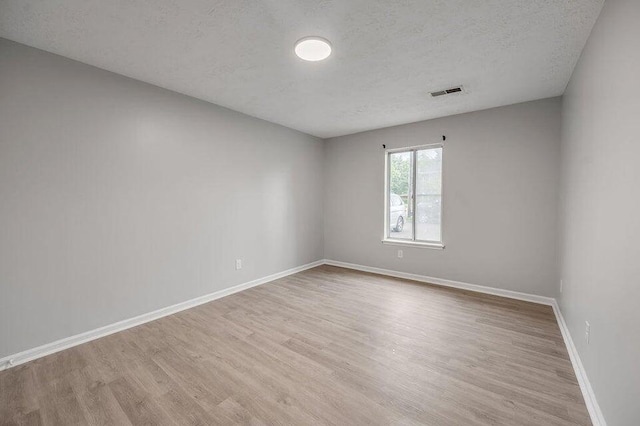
415,148,442,242
388,151,413,239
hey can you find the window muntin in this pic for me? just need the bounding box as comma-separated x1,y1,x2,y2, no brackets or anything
386,145,443,244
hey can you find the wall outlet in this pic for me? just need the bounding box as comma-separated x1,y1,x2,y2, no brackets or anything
397,250,403,258
235,259,242,270
585,321,590,344
560,279,563,293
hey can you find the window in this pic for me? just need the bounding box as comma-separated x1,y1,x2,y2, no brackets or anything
384,144,444,248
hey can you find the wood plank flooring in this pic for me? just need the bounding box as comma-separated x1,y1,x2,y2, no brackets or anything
0,265,591,425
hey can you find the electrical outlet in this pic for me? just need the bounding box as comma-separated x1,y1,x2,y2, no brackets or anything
235,259,242,270
560,279,563,293
397,250,403,258
585,321,590,344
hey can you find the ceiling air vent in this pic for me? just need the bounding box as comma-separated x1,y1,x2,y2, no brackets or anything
430,86,464,97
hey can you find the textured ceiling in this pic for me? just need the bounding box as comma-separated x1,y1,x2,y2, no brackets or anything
0,0,604,138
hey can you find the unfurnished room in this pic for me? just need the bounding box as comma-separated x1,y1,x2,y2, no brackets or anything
0,1,638,425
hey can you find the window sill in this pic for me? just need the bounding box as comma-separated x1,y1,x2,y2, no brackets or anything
381,239,445,250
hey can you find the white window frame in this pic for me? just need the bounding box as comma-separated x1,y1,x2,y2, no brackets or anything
383,143,445,249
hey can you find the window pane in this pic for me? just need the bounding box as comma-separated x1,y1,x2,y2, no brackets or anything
388,151,413,239
415,148,442,242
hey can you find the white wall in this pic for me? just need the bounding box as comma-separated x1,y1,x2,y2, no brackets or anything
0,38,325,359
324,98,562,297
559,0,640,424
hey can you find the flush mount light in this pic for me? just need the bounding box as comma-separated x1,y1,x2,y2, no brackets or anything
294,36,332,61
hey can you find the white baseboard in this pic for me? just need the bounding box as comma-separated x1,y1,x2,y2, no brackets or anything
324,259,605,426
551,301,607,426
0,257,606,426
0,260,324,372
323,259,555,306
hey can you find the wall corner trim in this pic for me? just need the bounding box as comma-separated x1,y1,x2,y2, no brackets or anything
323,259,555,305
551,301,608,426
324,259,606,426
0,257,607,426
0,259,324,372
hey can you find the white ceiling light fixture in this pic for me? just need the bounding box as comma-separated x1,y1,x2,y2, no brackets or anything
294,36,332,62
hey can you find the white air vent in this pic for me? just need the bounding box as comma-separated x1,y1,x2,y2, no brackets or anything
430,86,464,97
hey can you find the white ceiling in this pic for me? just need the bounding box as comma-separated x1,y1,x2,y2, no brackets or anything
0,0,604,138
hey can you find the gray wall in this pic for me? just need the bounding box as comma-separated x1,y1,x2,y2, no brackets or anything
0,38,324,358
559,0,640,424
324,98,562,297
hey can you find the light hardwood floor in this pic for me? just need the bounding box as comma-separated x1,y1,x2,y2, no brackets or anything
0,265,590,425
